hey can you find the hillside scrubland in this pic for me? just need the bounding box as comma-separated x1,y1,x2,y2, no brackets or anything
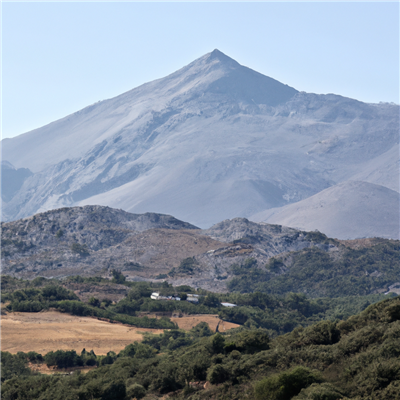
2,294,400,399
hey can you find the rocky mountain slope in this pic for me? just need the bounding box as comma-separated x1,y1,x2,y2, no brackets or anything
2,50,398,237
1,206,343,292
4,206,399,296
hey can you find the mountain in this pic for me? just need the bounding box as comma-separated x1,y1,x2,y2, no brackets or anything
2,50,399,236
251,180,400,240
1,206,335,292
2,206,399,297
1,161,33,202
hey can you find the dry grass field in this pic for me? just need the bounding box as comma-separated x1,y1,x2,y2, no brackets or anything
1,311,164,355
1,311,239,356
171,314,240,332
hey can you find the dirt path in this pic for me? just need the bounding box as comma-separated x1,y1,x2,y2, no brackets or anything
1,311,164,355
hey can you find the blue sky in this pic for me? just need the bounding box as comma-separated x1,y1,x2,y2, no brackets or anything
2,1,399,139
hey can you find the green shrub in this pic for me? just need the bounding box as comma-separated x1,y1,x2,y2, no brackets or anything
267,258,284,273
292,383,345,400
254,367,322,400
26,351,43,363
207,364,230,384
210,333,225,354
44,350,83,369
111,269,126,284
101,381,126,400
295,321,340,347
190,322,213,338
70,243,89,256
88,297,101,307
234,330,270,353
126,383,146,399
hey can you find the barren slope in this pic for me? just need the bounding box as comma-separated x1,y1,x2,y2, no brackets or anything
252,181,400,239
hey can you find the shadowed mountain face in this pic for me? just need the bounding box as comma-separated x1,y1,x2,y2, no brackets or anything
1,161,33,203
1,50,399,236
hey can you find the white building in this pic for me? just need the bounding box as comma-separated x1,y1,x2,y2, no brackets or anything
221,302,237,308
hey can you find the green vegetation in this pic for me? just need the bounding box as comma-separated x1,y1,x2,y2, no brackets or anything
1,297,400,399
2,282,176,330
55,229,64,238
1,237,35,256
228,241,400,297
111,269,126,284
254,367,323,400
2,226,399,398
70,242,90,256
168,257,199,277
2,275,394,337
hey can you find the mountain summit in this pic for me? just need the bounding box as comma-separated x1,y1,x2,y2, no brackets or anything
2,50,399,237
2,50,297,174
171,49,298,107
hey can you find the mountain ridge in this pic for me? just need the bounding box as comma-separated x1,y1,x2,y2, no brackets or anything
2,50,398,236
2,49,297,173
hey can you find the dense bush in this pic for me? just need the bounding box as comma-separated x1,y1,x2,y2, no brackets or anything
292,382,344,400
1,352,32,382
254,367,323,400
44,350,83,369
70,242,89,256
126,383,146,399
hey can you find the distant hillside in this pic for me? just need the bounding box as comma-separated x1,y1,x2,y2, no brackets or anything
0,205,207,280
228,240,400,297
252,180,400,240
2,206,399,297
1,207,334,292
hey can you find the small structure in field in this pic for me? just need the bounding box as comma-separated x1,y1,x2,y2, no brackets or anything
187,294,200,303
221,302,237,308
150,292,180,301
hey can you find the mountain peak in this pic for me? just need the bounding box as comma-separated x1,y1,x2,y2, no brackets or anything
169,49,298,108
207,49,236,63
200,49,240,69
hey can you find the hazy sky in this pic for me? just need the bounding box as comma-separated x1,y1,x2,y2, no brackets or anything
2,1,399,139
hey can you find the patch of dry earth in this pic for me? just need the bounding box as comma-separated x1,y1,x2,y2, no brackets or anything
1,311,163,355
170,314,240,332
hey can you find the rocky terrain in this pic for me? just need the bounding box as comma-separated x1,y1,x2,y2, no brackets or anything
1,206,345,292
2,50,398,238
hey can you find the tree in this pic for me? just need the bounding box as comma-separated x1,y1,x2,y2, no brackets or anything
203,293,220,308
254,367,322,400
70,243,89,256
111,269,126,284
127,383,146,399
211,333,225,354
207,364,230,384
88,297,101,307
